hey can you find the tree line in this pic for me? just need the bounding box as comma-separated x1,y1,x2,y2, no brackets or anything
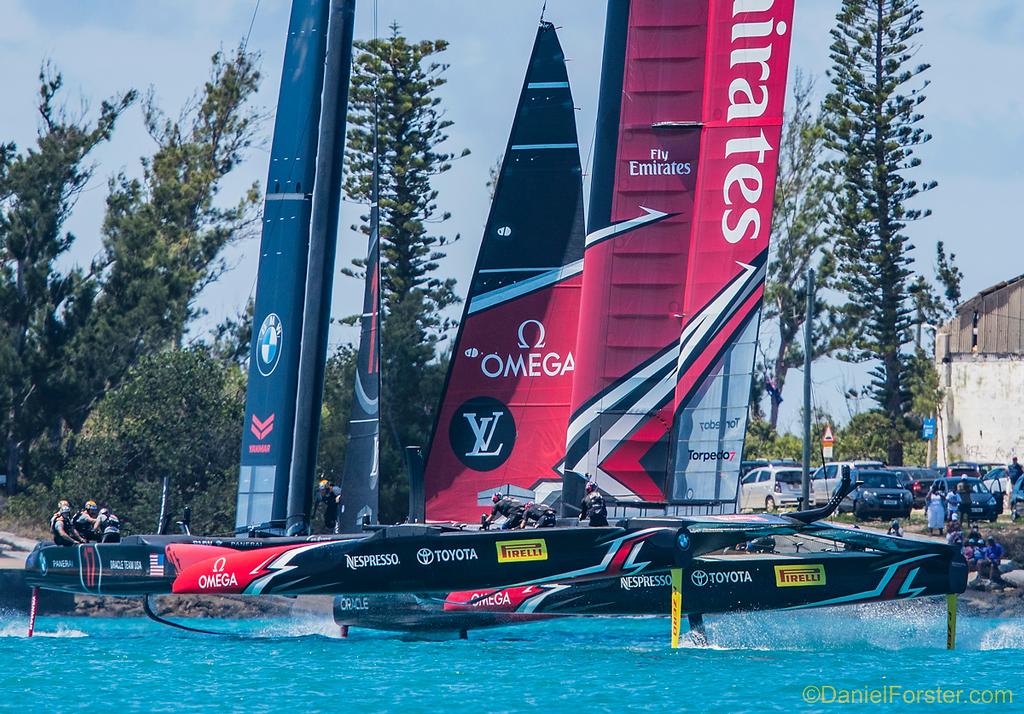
751,0,962,467
1,0,959,535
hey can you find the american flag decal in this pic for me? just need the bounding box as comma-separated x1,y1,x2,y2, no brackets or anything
149,553,165,577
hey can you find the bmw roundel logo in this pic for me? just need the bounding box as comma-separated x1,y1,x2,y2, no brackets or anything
676,531,691,551
256,313,283,377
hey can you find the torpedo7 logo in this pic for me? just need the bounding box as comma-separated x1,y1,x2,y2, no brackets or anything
688,449,736,462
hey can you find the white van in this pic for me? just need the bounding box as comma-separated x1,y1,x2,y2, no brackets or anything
809,460,884,507
740,464,804,511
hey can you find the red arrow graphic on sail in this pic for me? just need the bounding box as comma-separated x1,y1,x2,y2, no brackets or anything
251,413,275,440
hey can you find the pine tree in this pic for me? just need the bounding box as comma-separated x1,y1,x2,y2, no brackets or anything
342,25,467,520
763,72,836,429
824,0,936,465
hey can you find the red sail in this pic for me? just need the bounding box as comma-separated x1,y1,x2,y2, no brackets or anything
423,23,586,521
565,0,794,506
669,0,793,510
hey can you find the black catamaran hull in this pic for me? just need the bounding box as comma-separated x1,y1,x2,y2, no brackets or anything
25,517,967,624
333,548,966,633
26,525,678,597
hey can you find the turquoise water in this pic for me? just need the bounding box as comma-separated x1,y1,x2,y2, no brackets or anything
2,601,1021,713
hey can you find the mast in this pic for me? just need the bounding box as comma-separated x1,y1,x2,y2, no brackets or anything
285,0,358,535
564,0,795,514
236,0,333,535
421,22,586,522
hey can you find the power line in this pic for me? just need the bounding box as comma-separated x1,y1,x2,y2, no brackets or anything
242,0,262,52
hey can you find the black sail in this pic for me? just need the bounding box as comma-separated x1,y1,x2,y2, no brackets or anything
338,199,381,532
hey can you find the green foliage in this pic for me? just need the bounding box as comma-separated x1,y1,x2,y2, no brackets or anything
0,48,262,496
0,67,136,494
317,346,358,486
208,298,254,367
6,350,243,535
763,72,836,428
823,0,935,464
906,350,942,420
833,411,928,465
341,26,466,520
73,46,262,418
743,419,803,462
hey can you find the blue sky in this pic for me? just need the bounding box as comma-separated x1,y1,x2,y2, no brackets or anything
1,0,1022,434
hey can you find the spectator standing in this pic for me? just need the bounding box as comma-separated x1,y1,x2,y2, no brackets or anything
926,487,945,535
945,489,961,524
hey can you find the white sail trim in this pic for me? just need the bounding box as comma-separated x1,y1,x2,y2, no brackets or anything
467,259,584,315
584,206,668,248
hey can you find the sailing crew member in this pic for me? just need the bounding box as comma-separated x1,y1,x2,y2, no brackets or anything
315,479,343,532
74,500,101,542
521,501,557,528
579,482,609,527
97,508,121,543
50,501,86,546
484,493,525,530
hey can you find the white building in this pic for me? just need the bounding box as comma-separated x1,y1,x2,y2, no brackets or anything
935,274,1024,465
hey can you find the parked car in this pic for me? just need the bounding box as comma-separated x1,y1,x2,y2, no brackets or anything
739,465,804,512
1011,475,1024,522
809,460,884,507
838,469,913,520
740,459,799,478
889,467,940,509
980,466,1009,515
932,477,1001,522
945,461,1002,477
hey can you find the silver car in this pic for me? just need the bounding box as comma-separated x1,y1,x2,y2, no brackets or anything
739,465,804,512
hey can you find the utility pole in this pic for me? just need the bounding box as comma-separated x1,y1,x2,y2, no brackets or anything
801,268,815,508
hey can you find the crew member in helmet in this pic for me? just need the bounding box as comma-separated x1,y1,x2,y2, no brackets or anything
579,482,609,527
484,493,525,530
521,501,557,529
314,479,343,532
97,508,121,543
50,501,86,546
74,500,102,542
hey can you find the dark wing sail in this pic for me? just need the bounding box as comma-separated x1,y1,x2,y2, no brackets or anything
338,200,381,531
236,0,331,534
564,0,794,513
423,22,586,521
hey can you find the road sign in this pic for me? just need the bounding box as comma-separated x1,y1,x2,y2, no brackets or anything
921,418,936,440
821,424,835,460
